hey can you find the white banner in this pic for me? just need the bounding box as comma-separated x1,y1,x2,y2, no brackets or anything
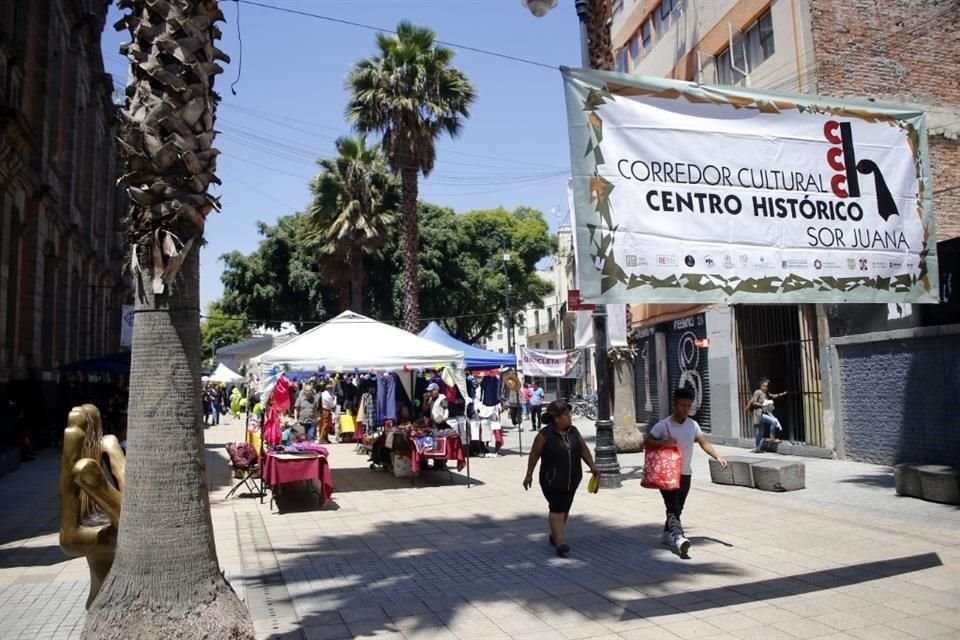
521,347,583,379
563,68,938,304
573,304,628,348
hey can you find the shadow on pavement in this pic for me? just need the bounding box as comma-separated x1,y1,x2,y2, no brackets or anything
247,513,741,639
838,472,896,489
243,505,944,640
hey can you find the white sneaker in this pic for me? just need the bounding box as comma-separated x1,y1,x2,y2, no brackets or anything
661,531,674,547
676,535,691,556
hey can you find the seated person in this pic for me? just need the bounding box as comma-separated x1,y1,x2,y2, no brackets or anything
282,423,309,445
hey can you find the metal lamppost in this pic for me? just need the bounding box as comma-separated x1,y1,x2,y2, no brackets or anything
522,0,621,488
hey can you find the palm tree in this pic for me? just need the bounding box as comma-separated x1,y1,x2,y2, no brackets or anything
83,1,254,638
308,136,398,314
346,21,476,332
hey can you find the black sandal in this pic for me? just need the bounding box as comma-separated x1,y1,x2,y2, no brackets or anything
556,544,570,558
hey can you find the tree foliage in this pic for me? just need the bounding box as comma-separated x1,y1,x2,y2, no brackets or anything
346,21,476,332
221,204,554,345
219,214,332,333
307,136,398,313
200,299,250,368
415,205,555,343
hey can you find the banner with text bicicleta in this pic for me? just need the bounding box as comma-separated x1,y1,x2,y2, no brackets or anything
562,67,938,304
521,348,583,379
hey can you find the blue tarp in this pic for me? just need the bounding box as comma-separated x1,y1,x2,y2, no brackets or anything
59,351,131,375
418,322,515,370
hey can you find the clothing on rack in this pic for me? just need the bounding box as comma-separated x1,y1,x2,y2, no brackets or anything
376,373,397,422
480,375,500,407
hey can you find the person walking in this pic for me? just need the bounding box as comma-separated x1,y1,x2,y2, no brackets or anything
319,383,337,443
521,383,532,421
523,400,599,558
295,385,319,442
747,377,787,452
529,381,545,431
645,388,728,557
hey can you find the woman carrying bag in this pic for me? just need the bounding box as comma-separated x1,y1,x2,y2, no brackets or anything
523,400,599,558
644,387,727,557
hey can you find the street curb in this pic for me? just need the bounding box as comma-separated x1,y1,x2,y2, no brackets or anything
705,434,835,459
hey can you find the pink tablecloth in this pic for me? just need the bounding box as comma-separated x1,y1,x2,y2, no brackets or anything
262,452,334,507
410,436,466,474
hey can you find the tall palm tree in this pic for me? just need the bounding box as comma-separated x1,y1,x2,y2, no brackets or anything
83,1,254,638
308,136,397,314
346,21,476,332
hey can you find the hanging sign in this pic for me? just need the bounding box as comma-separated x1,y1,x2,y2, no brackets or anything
567,289,595,311
562,67,938,304
521,347,583,379
120,305,134,348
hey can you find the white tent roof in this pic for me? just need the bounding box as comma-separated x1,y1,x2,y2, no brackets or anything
256,311,464,373
208,362,244,383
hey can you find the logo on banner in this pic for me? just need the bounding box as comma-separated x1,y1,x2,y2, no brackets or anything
823,120,899,221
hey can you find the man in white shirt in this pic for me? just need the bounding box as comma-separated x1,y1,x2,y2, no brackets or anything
646,387,727,557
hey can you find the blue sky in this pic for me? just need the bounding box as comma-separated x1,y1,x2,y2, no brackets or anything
100,0,584,309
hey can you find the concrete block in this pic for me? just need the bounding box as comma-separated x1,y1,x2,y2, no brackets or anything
708,457,734,485
917,465,960,505
727,456,763,487
894,463,923,498
752,460,806,492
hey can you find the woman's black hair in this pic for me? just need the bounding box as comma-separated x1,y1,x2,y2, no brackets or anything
542,400,571,425
673,387,695,401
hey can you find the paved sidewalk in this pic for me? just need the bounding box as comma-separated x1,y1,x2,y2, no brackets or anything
1,415,958,640
219,416,960,640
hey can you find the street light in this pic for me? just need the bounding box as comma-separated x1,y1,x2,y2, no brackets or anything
520,0,622,489
490,233,515,357
521,0,559,17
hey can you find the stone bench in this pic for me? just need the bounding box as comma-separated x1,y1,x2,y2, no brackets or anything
709,456,805,492
751,460,806,492
709,456,764,488
896,464,960,505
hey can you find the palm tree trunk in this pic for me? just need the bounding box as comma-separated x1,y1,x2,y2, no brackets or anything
84,1,253,637
83,249,253,639
588,0,615,71
400,167,421,332
350,249,365,313
338,280,351,313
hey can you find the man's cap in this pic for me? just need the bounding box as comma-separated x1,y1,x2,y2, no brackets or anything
427,382,440,391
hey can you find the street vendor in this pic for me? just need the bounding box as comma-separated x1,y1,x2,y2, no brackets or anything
427,382,450,470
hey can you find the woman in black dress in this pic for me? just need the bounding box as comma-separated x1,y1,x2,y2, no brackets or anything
523,400,599,557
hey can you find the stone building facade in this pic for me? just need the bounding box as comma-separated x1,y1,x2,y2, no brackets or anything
0,0,126,440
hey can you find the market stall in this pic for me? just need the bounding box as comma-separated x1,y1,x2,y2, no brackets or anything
254,311,472,490
419,322,519,457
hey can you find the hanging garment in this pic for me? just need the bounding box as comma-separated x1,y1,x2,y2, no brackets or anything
272,375,292,413
376,374,387,422
480,375,500,407
382,373,397,422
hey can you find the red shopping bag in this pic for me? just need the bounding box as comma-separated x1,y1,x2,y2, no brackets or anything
641,424,682,490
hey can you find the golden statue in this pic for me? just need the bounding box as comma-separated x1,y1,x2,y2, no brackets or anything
59,404,126,608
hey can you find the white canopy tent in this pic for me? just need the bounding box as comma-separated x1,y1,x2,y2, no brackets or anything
255,311,468,403
256,311,465,372
208,362,244,384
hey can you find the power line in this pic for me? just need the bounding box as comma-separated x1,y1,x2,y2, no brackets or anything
235,0,557,70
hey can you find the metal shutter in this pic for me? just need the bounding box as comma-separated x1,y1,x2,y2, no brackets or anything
666,314,711,432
